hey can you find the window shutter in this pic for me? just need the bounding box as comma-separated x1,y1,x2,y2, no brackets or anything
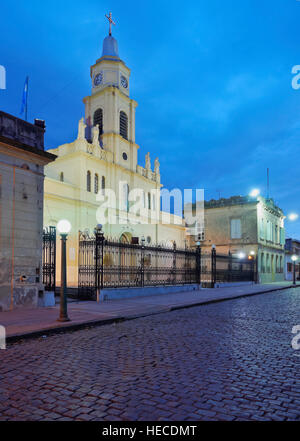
120,111,128,140
93,109,103,135
231,219,241,239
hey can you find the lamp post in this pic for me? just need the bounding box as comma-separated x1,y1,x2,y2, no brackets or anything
291,255,298,286
57,219,71,322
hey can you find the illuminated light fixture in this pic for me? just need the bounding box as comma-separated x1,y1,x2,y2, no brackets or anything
249,189,260,198
288,213,299,221
57,219,71,234
250,250,255,256
238,252,246,259
291,255,298,262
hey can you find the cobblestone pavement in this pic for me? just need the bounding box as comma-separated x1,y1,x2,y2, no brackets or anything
0,288,299,421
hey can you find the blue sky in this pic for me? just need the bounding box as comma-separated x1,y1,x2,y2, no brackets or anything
1,0,300,237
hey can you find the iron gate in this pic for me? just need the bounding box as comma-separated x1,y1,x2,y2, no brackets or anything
42,226,56,291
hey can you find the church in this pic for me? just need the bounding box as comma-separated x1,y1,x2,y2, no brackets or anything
43,14,187,287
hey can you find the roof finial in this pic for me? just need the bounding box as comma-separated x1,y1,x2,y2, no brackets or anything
105,12,116,36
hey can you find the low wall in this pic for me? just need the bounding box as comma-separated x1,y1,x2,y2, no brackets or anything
214,281,255,288
99,284,200,301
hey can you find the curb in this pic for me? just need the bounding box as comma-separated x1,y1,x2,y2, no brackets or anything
6,285,298,344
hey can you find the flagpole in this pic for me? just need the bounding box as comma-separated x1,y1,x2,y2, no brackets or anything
25,77,29,122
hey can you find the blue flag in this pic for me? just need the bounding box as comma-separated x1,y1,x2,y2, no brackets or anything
20,76,29,118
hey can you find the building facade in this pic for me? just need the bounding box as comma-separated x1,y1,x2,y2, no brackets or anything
187,195,285,284
285,238,300,281
0,111,55,311
44,28,186,287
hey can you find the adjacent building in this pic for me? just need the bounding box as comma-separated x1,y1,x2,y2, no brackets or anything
285,238,300,281
0,111,55,311
187,195,285,284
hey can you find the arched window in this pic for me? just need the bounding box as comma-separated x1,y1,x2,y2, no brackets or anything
94,173,99,194
120,111,128,140
93,109,103,136
60,172,64,182
101,176,105,195
87,171,91,192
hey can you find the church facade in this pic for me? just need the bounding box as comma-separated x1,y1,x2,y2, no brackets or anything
43,25,186,287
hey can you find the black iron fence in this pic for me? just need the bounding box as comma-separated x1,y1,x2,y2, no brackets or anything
42,226,56,291
201,249,256,287
78,231,256,299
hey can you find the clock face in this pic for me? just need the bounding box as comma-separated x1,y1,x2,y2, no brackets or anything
94,72,103,87
120,75,128,89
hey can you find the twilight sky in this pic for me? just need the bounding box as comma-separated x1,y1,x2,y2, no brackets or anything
1,0,300,237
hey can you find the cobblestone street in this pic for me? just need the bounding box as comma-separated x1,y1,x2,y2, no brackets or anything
0,288,299,421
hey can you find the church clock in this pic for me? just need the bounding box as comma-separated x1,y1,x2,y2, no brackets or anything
94,72,103,87
120,75,128,89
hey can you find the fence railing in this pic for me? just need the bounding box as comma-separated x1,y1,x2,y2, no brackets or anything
42,226,56,291
78,231,256,299
201,250,256,286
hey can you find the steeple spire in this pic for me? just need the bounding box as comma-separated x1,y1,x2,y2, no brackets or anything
105,12,116,36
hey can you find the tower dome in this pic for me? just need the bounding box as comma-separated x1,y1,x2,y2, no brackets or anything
102,35,119,58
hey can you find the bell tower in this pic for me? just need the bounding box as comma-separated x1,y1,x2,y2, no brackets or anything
83,13,138,171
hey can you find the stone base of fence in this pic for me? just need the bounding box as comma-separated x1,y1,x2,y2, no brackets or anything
98,284,200,302
213,281,255,289
37,291,55,307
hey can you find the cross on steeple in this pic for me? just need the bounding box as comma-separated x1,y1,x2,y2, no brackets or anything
105,12,116,36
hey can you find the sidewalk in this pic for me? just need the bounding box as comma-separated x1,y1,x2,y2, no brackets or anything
1,282,299,342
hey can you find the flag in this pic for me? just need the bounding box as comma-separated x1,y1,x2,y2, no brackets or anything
20,76,29,118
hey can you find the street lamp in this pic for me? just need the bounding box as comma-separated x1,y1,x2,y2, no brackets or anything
57,219,71,322
249,189,260,198
291,254,298,286
288,213,299,221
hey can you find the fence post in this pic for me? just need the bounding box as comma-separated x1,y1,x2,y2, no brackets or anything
141,238,145,287
173,242,177,284
211,245,216,288
196,242,201,286
42,226,56,292
94,225,104,302
254,255,258,283
228,250,232,283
